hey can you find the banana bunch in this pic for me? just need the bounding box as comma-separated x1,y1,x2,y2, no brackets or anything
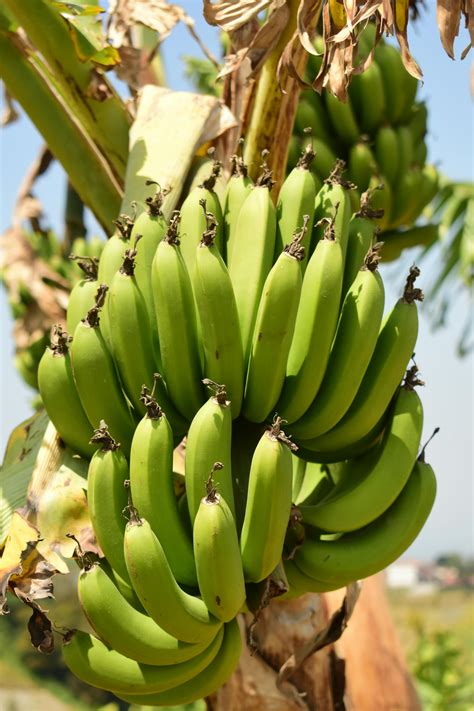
289,28,440,246
35,154,437,703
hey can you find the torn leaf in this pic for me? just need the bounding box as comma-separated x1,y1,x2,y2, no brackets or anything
203,0,272,32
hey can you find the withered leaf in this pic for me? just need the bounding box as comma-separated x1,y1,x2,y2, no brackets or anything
203,0,273,32
1,87,19,126
26,603,55,654
437,0,462,59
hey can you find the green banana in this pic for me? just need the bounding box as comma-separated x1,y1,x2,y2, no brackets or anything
380,224,439,263
116,618,241,707
299,379,424,532
130,387,196,586
192,207,244,418
374,43,406,124
394,125,414,187
275,145,318,266
295,94,336,150
374,125,399,187
311,137,338,182
243,230,304,423
78,562,213,665
240,419,295,582
295,456,437,584
390,168,423,228
308,269,423,454
399,70,419,123
37,325,94,459
86,423,131,587
311,164,352,259
223,151,253,264
62,625,224,695
193,477,246,621
347,142,376,194
349,61,386,133
290,245,385,441
291,454,307,503
106,243,159,416
66,256,99,335
324,92,359,146
179,160,224,272
406,164,439,223
282,560,340,597
296,409,386,463
277,221,343,424
342,197,378,299
124,514,222,643
367,175,392,231
185,384,235,524
70,285,135,453
151,212,203,421
97,213,134,350
408,102,428,144
294,461,335,507
228,167,276,363
130,182,168,350
413,140,428,168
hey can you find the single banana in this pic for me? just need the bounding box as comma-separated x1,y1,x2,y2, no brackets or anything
124,513,222,644
228,165,276,364
311,162,352,259
243,229,304,423
374,43,406,123
390,168,423,229
349,61,386,133
308,270,423,454
106,243,160,416
130,181,168,350
282,559,340,597
240,419,295,583
295,93,336,150
408,102,428,144
298,414,386,463
291,454,307,503
97,213,134,350
295,455,437,585
324,91,360,146
185,384,235,525
78,562,213,665
367,175,392,232
380,224,439,263
394,125,414,187
347,142,376,195
179,159,224,272
192,206,244,418
193,475,246,621
223,151,253,264
62,625,224,695
151,212,203,421
290,245,385,440
66,256,99,335
405,164,439,224
116,618,241,707
299,377,424,532
130,386,197,586
275,145,318,267
37,325,94,459
87,423,134,594
294,461,335,507
342,194,378,299
374,125,399,187
277,219,344,425
311,137,338,182
70,285,135,454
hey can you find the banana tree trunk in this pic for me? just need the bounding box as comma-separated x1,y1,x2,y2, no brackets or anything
208,575,421,710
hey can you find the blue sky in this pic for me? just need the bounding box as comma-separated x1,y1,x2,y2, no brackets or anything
0,2,472,559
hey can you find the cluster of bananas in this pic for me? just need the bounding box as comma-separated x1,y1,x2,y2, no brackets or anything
37,152,436,703
289,30,439,243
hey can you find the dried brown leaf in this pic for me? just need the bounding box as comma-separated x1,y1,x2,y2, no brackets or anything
26,603,55,654
298,0,324,55
0,511,59,614
203,0,273,32
437,0,462,58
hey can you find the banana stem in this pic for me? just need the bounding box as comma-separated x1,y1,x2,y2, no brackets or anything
243,0,319,197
